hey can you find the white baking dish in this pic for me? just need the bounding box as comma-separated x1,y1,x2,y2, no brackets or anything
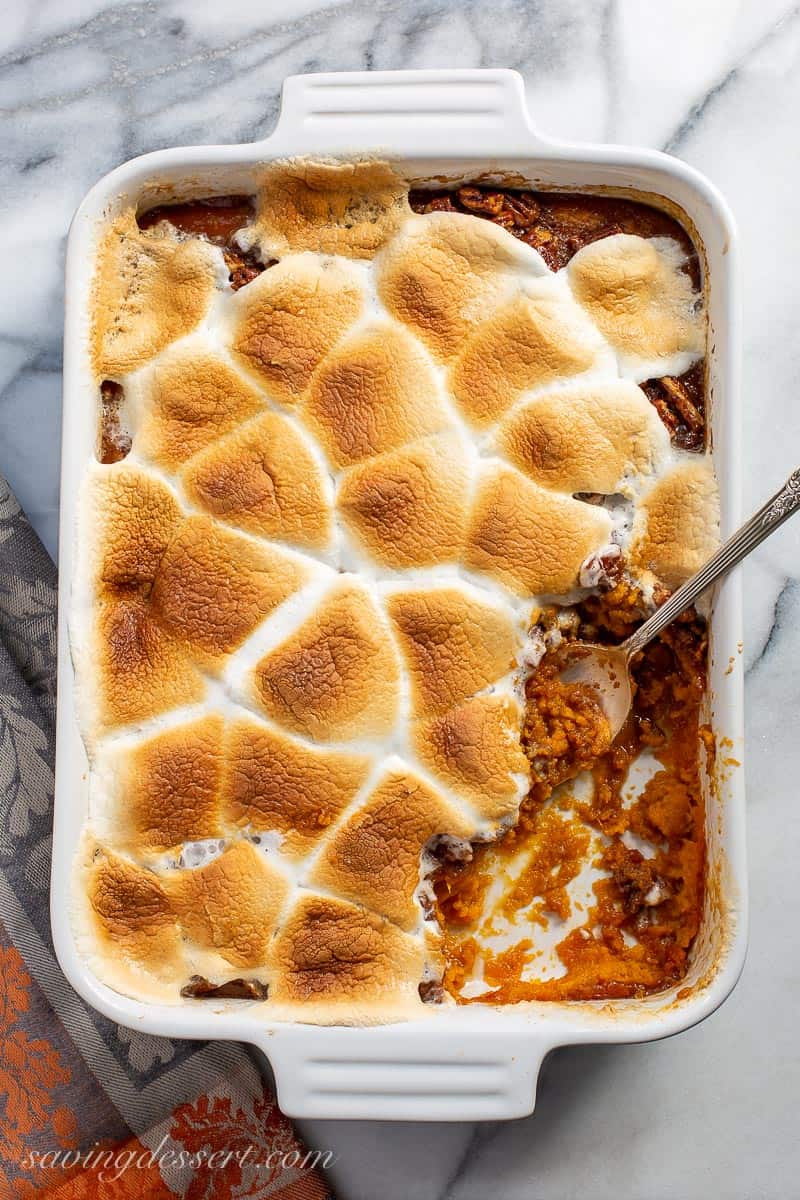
51,68,745,1122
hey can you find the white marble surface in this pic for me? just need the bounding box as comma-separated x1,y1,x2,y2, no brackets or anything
2,1,799,1196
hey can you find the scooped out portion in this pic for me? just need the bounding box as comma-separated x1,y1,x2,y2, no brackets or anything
431,583,709,1003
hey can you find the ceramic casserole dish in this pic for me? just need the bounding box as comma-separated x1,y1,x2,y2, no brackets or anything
52,68,745,1121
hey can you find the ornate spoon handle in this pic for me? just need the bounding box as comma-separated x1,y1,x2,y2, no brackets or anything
625,467,800,659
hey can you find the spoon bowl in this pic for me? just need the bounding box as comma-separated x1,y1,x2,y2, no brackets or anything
558,642,633,743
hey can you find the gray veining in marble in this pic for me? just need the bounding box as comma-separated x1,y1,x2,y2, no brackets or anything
2,2,800,1197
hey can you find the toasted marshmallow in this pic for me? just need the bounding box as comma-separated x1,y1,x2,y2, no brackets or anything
497,380,668,494
376,210,548,361
182,411,334,550
449,279,613,428
633,459,720,590
86,848,185,985
223,716,372,857
231,254,365,403
303,322,448,468
150,516,308,667
90,596,206,736
310,766,473,930
87,465,182,594
81,468,203,736
245,160,411,259
92,210,219,377
386,584,518,717
270,892,424,1018
567,234,704,377
250,581,400,742
337,432,471,568
465,465,612,597
412,695,528,825
163,841,288,969
132,341,265,472
93,716,226,853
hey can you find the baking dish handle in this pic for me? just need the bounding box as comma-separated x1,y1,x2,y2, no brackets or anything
256,1024,553,1121
262,69,550,157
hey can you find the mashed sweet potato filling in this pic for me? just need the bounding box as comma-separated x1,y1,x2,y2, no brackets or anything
431,584,708,1002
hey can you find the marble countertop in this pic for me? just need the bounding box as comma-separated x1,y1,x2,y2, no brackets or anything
2,2,799,1197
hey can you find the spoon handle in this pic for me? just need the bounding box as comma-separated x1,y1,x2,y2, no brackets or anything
624,466,800,659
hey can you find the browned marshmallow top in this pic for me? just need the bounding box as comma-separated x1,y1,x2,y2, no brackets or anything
75,160,715,1022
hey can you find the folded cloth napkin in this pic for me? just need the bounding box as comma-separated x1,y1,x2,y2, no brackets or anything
0,475,333,1199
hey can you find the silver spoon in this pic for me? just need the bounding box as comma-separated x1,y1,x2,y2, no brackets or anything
560,467,800,741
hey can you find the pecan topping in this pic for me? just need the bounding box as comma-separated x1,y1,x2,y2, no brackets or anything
642,362,705,450
418,979,446,1004
181,975,269,1000
501,192,540,227
98,380,131,465
223,247,269,291
456,186,505,215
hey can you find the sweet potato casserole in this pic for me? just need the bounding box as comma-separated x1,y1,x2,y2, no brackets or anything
71,160,719,1022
